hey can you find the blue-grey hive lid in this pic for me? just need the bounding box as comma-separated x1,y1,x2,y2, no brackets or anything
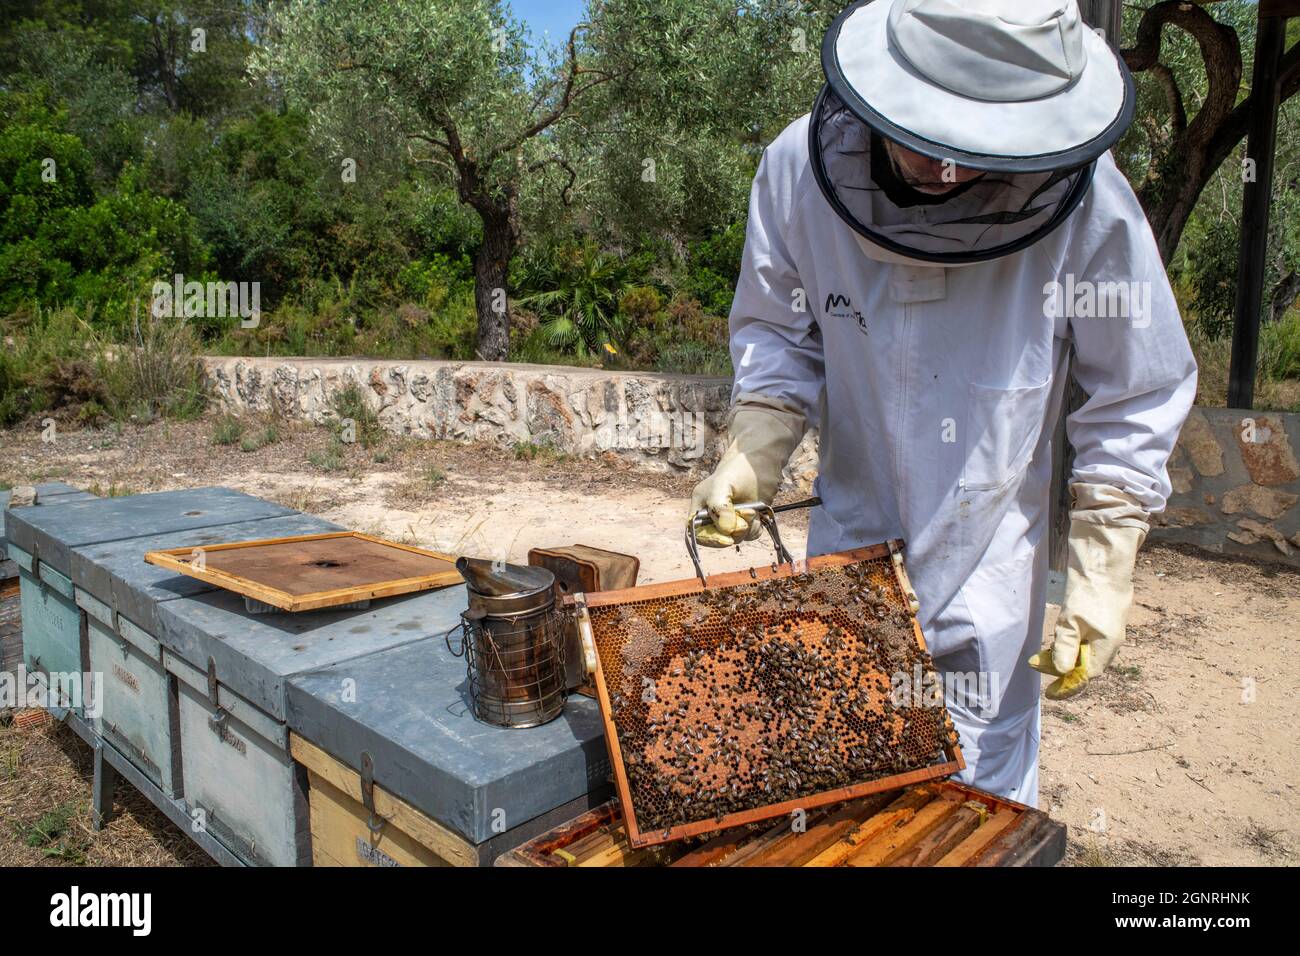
71,513,346,637
3,486,296,576
286,628,610,846
153,577,467,721
2,483,97,552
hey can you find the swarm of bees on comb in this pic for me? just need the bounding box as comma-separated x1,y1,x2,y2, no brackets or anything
590,558,961,837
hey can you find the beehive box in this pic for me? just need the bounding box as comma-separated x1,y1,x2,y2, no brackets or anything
74,514,347,803
1,483,95,582
6,544,86,713
151,579,480,865
3,485,98,712
5,487,295,586
0,576,22,686
72,513,345,638
286,614,614,866
290,734,608,867
5,488,294,717
497,781,1066,867
166,650,311,866
85,613,182,796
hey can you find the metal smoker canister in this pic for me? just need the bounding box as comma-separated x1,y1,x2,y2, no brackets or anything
452,558,567,729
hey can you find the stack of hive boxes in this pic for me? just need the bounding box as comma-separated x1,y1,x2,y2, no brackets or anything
2,483,100,677
3,486,611,866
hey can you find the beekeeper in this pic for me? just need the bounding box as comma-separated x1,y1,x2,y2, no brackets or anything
689,0,1197,806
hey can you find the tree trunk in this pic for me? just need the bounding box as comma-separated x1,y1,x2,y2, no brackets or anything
1123,1,1244,264
469,197,519,362
1271,268,1300,324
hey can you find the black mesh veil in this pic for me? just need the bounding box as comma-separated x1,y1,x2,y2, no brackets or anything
809,86,1095,265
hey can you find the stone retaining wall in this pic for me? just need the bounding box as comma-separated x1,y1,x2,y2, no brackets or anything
204,356,1300,566
1156,406,1300,564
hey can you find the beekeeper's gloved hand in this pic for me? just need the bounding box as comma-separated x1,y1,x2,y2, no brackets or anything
689,395,806,547
1029,483,1149,700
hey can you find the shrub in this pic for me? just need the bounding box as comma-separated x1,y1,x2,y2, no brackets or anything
240,425,280,452
307,441,345,471
96,309,208,421
513,241,643,357
0,307,105,425
212,414,245,446
682,222,746,318
329,383,383,448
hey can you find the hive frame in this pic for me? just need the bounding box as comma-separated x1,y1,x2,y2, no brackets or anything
144,531,460,612
574,541,965,848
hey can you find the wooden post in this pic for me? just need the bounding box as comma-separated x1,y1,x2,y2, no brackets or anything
1078,0,1122,47
1049,0,1124,575
1227,12,1287,409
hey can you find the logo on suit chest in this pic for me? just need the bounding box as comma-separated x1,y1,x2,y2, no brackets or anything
824,292,868,334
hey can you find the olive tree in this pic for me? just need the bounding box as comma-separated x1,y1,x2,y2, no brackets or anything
253,0,824,360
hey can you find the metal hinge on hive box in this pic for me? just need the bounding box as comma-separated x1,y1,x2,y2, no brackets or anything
359,751,387,834
206,656,228,737
565,499,964,848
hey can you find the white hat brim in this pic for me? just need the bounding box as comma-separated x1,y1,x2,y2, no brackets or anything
825,0,1134,171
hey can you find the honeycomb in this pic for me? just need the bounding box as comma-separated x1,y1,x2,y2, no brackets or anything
588,554,962,840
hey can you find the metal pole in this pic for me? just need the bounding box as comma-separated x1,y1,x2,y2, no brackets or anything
1227,14,1286,409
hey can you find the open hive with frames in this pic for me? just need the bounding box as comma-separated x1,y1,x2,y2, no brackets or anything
573,540,965,847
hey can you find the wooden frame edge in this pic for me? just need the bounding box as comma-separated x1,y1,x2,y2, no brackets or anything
572,543,895,609
144,531,461,611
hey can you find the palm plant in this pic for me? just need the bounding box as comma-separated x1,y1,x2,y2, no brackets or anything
514,242,638,358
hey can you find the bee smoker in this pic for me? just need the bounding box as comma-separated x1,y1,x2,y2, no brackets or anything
450,558,567,729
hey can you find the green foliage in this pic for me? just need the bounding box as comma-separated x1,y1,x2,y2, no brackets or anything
1185,216,1241,339
240,424,281,453
97,309,208,421
1260,310,1300,383
513,241,648,356
307,441,345,472
212,414,245,446
330,383,384,448
513,439,566,462
1183,96,1300,341
0,0,1293,409
682,223,746,317
0,307,111,425
16,802,88,863
0,95,209,323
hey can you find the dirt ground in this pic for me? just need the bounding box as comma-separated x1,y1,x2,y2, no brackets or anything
1,412,1297,866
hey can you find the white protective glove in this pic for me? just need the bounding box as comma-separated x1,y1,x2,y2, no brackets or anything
1028,483,1149,699
689,395,806,548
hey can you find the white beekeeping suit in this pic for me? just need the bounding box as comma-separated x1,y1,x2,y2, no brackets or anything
691,0,1197,806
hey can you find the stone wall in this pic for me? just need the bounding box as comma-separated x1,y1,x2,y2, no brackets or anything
1156,406,1300,564
204,356,751,471
204,356,1299,565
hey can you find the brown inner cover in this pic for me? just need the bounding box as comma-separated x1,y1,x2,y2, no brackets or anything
191,536,455,596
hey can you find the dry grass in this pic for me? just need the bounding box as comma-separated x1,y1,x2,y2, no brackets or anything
0,715,211,867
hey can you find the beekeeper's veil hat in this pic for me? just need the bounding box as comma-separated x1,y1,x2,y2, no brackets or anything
811,0,1135,263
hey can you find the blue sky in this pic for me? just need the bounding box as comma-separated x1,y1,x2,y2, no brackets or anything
512,0,586,44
